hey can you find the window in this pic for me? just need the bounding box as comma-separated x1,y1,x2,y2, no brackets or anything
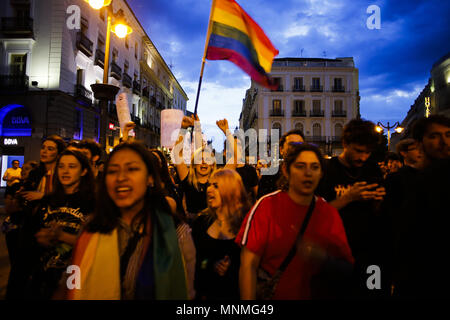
124,60,129,74
80,17,89,35
97,35,105,50
313,100,321,113
313,123,321,137
294,77,303,89
295,122,304,132
272,122,282,131
112,48,118,63
272,77,282,91
135,42,138,59
273,100,282,112
312,78,320,87
334,100,343,113
293,100,305,113
125,36,129,49
15,6,30,19
334,78,343,88
10,54,27,75
76,68,84,85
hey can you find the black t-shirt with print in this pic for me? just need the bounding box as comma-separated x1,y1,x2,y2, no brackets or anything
316,156,383,260
36,192,94,271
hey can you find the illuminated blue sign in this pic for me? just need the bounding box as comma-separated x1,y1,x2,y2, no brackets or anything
0,104,32,136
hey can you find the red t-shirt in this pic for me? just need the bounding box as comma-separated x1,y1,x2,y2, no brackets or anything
236,191,354,299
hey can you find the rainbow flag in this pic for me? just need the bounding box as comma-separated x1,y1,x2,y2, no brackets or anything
206,0,279,89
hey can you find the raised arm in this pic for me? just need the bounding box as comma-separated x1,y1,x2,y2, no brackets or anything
121,121,136,142
217,119,238,170
173,115,199,182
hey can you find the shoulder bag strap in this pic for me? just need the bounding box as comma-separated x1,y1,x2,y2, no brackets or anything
278,196,316,272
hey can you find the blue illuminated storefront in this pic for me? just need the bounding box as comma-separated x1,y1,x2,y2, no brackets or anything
0,104,32,186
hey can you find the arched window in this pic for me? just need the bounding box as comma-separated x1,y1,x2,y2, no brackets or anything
295,122,304,133
313,123,321,137
272,122,282,139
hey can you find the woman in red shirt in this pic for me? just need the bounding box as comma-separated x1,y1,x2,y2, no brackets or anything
237,143,354,299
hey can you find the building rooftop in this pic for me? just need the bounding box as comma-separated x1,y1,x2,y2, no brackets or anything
272,57,355,68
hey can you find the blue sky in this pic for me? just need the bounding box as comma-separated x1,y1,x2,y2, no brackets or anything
128,0,450,149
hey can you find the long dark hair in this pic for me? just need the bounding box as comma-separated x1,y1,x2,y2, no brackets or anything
86,141,172,234
150,148,186,223
48,149,95,209
150,149,176,194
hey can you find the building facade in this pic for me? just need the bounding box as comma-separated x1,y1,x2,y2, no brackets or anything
390,52,450,148
240,57,360,156
0,0,188,169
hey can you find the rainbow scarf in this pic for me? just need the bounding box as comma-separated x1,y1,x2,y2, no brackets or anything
67,209,188,300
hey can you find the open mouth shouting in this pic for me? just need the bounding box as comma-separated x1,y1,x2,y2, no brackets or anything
114,186,133,199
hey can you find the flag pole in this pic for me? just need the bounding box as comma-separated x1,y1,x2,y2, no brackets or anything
193,0,217,116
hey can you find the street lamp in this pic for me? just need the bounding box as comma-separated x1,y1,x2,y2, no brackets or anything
86,0,133,149
375,121,404,150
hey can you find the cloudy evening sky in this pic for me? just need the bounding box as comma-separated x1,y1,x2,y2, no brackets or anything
128,0,450,149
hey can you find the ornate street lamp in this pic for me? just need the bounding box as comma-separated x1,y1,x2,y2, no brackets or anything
85,0,133,149
375,121,404,150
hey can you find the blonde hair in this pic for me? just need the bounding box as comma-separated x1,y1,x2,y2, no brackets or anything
206,168,250,234
188,147,216,191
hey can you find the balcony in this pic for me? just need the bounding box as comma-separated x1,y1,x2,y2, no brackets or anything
94,49,105,69
292,85,305,92
1,17,33,38
76,32,93,57
74,84,92,107
0,74,29,93
133,81,141,95
110,62,122,80
332,86,345,92
292,109,307,117
309,110,324,117
332,136,342,143
310,85,323,92
332,110,347,117
270,109,284,117
122,73,132,88
271,85,284,92
306,136,327,143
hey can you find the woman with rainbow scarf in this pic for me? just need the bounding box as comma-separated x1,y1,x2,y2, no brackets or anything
66,142,188,300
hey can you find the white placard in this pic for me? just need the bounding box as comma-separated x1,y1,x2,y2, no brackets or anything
161,109,184,148
115,92,134,136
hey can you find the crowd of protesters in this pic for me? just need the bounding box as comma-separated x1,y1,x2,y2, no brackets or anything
1,113,449,300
